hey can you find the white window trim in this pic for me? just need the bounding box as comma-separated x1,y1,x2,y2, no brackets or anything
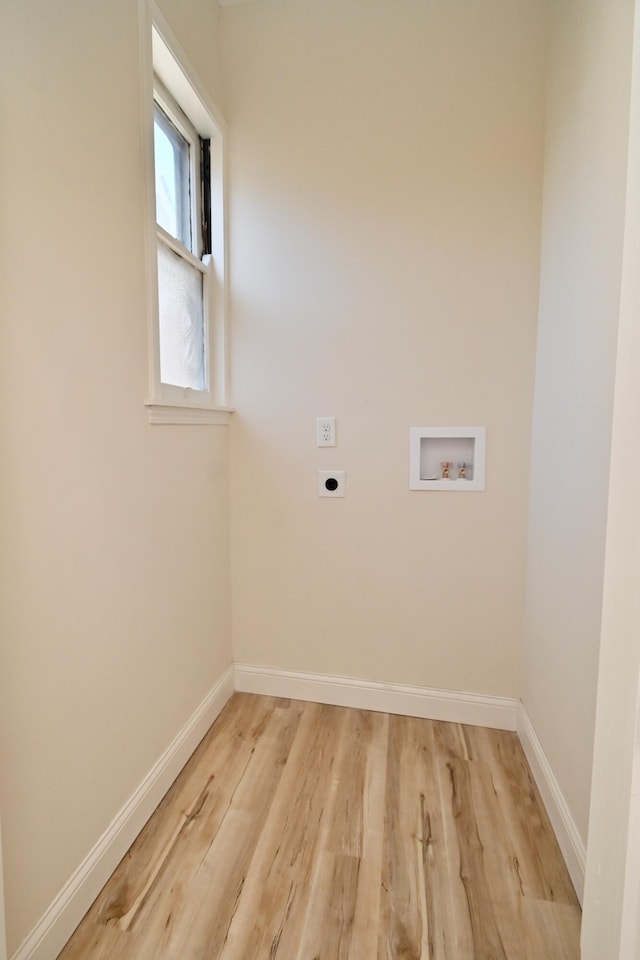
139,0,232,425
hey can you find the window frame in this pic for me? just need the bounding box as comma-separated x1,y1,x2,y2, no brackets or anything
153,81,210,395
140,2,231,424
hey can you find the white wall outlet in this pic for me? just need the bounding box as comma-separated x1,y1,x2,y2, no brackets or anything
316,416,336,447
318,470,345,497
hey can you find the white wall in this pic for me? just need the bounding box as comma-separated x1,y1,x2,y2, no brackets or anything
522,0,635,851
582,2,640,952
0,1,232,954
223,0,549,697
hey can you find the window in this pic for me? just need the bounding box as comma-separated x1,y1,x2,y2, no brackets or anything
153,87,209,393
143,13,229,424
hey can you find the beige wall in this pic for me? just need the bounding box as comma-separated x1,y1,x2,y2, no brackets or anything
522,0,635,847
0,1,232,954
582,1,640,952
224,0,548,696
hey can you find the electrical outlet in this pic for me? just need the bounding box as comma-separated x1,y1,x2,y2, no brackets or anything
316,416,336,447
318,470,345,497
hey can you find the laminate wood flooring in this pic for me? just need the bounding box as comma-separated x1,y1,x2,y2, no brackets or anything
57,694,581,960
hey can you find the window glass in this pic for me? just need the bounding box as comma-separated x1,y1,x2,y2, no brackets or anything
153,104,192,250
157,243,205,390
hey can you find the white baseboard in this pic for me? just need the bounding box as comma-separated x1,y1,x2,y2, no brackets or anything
517,704,586,903
234,663,519,731
11,666,235,960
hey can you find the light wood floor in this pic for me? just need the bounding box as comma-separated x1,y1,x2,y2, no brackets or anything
57,694,581,960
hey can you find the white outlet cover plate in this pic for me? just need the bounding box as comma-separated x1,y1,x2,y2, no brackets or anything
316,416,336,447
318,470,345,497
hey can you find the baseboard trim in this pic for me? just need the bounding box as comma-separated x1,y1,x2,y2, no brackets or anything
234,663,519,731
517,704,586,903
10,666,235,960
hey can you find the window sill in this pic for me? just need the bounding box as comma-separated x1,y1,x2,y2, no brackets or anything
145,401,234,425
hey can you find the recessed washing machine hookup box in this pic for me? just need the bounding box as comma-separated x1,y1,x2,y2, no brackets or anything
409,427,486,491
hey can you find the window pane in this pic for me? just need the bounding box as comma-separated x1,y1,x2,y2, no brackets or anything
154,105,192,249
157,243,205,391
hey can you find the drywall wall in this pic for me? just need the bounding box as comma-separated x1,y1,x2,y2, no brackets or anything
523,0,634,851
223,0,549,696
581,2,640,953
0,0,232,954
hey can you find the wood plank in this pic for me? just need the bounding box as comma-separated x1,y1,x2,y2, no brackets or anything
125,696,305,959
443,755,508,957
463,726,579,906
377,715,444,960
492,896,582,960
216,701,349,960
296,708,389,960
